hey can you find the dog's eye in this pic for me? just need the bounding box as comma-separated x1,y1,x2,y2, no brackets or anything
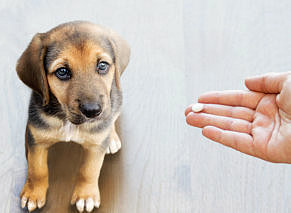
55,67,71,81
97,61,109,74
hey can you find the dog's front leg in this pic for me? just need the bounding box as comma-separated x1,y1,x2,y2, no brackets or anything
71,145,106,212
21,144,49,212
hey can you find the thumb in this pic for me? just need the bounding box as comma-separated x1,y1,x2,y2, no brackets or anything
245,72,291,94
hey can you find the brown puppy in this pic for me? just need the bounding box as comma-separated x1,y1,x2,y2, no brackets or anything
16,21,130,212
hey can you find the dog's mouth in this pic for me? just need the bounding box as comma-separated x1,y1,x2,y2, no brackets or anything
67,111,108,125
68,112,86,125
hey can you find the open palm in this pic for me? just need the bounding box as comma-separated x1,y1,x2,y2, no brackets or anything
185,72,291,163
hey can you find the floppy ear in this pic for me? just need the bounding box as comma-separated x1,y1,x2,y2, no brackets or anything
109,32,130,90
16,33,49,105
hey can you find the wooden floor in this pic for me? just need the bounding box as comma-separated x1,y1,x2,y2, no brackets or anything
0,0,291,212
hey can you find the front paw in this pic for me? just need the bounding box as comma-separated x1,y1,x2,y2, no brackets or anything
20,178,48,212
106,131,121,154
71,182,100,212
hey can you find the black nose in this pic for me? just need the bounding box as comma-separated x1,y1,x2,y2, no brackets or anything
79,102,102,118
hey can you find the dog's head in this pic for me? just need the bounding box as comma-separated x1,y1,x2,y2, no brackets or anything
16,21,130,125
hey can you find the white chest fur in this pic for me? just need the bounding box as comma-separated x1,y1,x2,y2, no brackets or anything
38,113,110,146
60,122,84,144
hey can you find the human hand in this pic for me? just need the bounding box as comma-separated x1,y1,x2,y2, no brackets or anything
185,72,291,163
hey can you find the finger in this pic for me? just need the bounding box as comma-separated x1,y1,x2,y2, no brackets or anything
198,90,264,109
186,112,252,134
185,104,193,116
202,126,255,157
275,77,291,114
185,103,255,121
185,103,204,116
245,72,291,93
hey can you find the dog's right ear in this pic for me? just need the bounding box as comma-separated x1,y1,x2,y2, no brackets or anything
16,33,50,105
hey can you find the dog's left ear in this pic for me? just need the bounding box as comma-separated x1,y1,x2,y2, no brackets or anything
16,33,50,105
109,32,130,90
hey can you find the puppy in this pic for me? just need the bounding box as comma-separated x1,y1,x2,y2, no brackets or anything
16,21,130,212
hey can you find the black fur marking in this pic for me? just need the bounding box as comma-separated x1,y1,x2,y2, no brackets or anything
28,93,50,128
62,28,94,52
65,31,115,62
42,93,66,119
28,91,66,128
26,127,35,146
44,42,62,72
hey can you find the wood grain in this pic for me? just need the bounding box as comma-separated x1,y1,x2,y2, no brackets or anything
0,0,290,212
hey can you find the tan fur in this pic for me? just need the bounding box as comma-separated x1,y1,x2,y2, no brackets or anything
71,145,105,205
21,145,49,210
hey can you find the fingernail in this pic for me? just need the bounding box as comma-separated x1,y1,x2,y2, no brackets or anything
187,112,194,117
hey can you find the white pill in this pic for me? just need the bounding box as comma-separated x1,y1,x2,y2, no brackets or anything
191,103,204,112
